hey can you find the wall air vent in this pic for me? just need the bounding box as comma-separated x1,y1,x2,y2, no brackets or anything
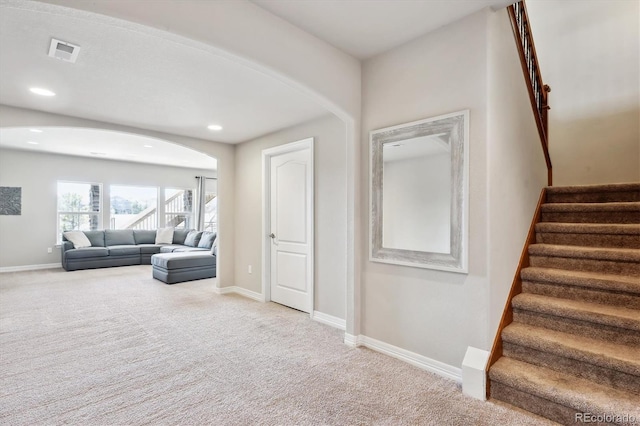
48,38,80,63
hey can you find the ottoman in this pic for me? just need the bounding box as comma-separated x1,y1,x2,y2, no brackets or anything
151,252,216,284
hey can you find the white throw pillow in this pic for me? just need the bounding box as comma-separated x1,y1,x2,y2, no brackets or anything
63,231,92,249
155,227,174,244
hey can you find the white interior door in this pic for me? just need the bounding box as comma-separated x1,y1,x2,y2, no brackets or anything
267,140,313,313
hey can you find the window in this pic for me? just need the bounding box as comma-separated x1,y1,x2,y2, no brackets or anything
204,195,217,232
57,181,102,241
165,188,194,229
110,185,158,230
204,179,217,232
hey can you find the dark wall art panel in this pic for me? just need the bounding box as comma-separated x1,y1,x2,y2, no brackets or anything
0,187,22,215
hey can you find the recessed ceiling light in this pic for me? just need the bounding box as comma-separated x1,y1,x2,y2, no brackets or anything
29,87,56,97
29,129,43,133
27,141,39,145
207,124,223,131
143,144,153,148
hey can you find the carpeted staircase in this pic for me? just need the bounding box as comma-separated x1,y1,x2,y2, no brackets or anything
489,183,640,425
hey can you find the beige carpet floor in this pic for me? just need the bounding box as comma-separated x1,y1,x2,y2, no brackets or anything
0,266,554,425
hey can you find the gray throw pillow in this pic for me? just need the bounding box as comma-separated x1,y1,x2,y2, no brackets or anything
198,231,216,249
184,230,203,247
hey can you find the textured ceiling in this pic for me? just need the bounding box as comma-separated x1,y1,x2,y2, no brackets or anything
251,0,513,59
0,0,514,153
0,0,329,144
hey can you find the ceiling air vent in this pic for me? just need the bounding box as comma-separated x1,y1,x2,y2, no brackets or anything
48,38,80,63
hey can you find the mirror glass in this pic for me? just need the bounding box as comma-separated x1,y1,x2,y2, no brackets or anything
370,110,468,273
382,134,451,253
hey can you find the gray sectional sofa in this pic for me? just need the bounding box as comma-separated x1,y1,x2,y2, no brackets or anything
61,229,217,281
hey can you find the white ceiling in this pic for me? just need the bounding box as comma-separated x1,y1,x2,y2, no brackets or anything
0,0,328,144
251,0,513,59
0,0,512,165
0,127,218,169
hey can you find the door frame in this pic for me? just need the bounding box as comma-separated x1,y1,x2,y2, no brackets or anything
261,137,314,314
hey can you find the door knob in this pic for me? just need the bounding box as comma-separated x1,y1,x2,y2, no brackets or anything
269,233,276,239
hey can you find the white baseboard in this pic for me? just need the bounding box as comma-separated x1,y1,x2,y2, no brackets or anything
344,333,360,347
312,311,346,330
347,334,462,383
213,286,265,302
0,263,62,273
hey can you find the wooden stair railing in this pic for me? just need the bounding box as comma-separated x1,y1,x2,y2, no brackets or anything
508,0,553,186
485,188,547,398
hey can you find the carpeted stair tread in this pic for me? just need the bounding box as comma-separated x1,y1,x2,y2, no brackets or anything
535,222,640,248
546,183,640,203
529,243,640,262
491,183,640,422
546,183,640,195
541,201,640,213
502,323,640,375
489,358,640,417
521,267,640,294
540,200,640,224
512,293,640,332
535,222,640,235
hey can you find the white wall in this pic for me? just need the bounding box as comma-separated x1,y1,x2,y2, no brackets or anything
234,114,347,320
0,105,236,286
383,153,451,253
527,0,640,185
486,9,549,339
360,6,549,369
361,10,490,368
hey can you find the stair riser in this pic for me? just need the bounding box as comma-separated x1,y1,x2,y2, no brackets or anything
541,211,640,224
536,232,640,249
529,255,640,276
503,342,640,394
489,381,589,425
513,310,640,346
522,281,640,309
547,191,640,203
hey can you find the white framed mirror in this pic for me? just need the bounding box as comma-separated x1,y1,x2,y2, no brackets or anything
370,110,469,273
